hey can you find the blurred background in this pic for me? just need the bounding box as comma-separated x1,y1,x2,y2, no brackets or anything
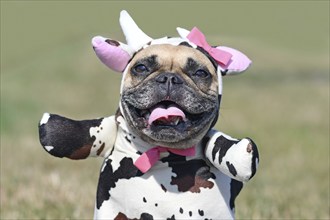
1,1,329,219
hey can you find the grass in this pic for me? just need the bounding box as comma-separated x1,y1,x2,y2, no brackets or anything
1,1,329,219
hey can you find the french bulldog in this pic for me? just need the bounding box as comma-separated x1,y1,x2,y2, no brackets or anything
39,10,259,219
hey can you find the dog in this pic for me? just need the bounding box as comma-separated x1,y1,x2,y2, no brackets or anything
39,10,259,219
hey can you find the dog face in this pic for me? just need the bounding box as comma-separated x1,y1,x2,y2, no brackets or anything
93,11,252,149
120,44,220,149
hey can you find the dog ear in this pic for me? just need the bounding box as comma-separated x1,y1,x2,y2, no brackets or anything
216,46,251,76
92,10,154,73
177,27,251,76
92,36,133,73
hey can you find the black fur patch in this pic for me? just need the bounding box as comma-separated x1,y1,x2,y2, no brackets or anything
114,212,154,220
162,154,215,193
96,157,143,209
226,161,237,177
248,138,259,180
167,215,175,220
39,114,102,159
229,179,243,210
141,213,154,220
212,135,239,164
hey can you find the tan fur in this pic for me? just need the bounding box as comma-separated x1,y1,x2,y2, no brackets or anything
124,44,218,94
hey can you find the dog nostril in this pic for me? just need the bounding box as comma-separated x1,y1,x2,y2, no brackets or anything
171,76,183,84
156,75,168,83
156,73,183,84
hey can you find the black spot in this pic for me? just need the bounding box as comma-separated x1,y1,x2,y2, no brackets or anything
229,179,243,210
163,154,215,192
128,133,135,139
226,161,237,176
96,157,143,209
212,135,239,164
140,213,154,220
143,197,147,203
179,207,183,214
167,215,175,220
198,209,204,216
155,203,158,207
221,69,228,76
115,212,154,220
125,136,131,143
189,211,192,217
161,184,167,192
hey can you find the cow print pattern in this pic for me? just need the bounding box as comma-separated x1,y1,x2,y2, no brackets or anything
162,154,216,193
39,114,103,159
39,114,258,219
96,157,143,209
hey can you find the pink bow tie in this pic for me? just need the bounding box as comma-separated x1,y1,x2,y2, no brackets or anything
134,146,196,173
187,27,232,66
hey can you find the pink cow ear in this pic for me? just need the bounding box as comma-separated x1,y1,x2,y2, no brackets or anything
92,36,133,73
216,46,252,75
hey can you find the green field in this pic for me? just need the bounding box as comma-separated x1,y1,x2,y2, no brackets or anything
1,1,329,219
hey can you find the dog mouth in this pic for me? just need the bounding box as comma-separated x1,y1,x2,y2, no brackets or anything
122,95,218,147
132,100,205,129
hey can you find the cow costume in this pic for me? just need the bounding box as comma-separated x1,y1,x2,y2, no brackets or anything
39,10,259,219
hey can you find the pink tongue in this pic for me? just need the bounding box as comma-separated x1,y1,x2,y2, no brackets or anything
148,107,185,125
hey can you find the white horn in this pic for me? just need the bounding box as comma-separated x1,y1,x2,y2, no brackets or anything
176,27,190,39
119,10,153,51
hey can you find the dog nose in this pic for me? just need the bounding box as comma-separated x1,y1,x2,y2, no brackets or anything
155,73,183,84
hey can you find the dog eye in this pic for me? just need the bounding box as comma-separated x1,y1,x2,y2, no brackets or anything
133,64,149,73
194,69,209,78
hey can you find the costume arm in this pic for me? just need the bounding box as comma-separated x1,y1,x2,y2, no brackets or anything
38,113,117,159
204,129,259,182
